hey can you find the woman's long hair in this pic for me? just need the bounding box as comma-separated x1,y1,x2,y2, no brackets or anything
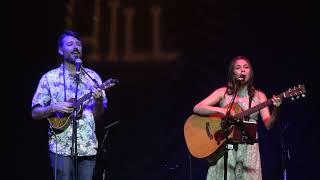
226,55,255,97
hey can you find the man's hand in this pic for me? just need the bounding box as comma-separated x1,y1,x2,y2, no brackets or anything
52,102,73,113
92,87,103,101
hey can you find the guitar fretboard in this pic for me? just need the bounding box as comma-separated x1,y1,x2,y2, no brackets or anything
74,79,116,107
76,92,93,106
234,93,284,120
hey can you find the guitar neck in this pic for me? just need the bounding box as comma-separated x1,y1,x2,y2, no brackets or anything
74,82,113,106
76,92,93,106
235,94,284,120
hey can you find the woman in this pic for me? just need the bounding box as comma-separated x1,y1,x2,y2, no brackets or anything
193,56,282,180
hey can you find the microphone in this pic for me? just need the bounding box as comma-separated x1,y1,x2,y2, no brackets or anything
75,58,82,75
238,74,245,81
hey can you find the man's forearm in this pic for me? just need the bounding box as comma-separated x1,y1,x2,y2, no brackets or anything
32,105,53,120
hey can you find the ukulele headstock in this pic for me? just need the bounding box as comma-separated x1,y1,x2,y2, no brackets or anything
100,78,119,90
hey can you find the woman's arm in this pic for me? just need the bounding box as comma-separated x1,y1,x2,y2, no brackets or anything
258,91,282,130
193,87,230,116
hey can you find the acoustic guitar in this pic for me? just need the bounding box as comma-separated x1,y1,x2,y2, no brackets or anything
47,78,118,132
184,85,306,162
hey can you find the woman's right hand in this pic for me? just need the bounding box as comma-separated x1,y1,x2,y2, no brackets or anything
223,108,235,116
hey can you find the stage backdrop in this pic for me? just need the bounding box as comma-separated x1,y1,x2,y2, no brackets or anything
15,0,318,179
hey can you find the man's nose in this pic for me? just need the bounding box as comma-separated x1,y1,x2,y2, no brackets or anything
73,47,80,52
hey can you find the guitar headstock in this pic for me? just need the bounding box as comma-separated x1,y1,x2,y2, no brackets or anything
283,84,306,100
100,78,119,90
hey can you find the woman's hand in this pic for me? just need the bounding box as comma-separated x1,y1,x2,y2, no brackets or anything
272,95,282,107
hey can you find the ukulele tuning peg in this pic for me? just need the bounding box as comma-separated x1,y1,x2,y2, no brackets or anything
296,96,300,99
302,94,306,98
291,97,295,101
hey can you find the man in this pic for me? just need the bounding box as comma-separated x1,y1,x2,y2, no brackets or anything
31,30,107,180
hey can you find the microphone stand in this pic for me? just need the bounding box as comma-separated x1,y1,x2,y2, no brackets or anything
281,122,290,180
93,121,120,180
222,81,241,180
71,68,81,180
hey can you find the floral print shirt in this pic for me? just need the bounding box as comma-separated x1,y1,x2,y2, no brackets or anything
32,64,107,156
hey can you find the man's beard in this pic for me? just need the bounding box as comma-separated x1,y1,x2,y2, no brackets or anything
65,53,81,64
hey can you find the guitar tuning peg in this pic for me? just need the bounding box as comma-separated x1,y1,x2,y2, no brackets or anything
302,94,306,97
291,97,295,101
296,96,300,99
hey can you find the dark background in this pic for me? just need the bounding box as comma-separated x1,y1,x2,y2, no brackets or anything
14,0,318,179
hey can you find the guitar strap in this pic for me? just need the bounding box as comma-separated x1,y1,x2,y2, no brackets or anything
62,63,100,101
245,95,253,121
81,67,99,87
